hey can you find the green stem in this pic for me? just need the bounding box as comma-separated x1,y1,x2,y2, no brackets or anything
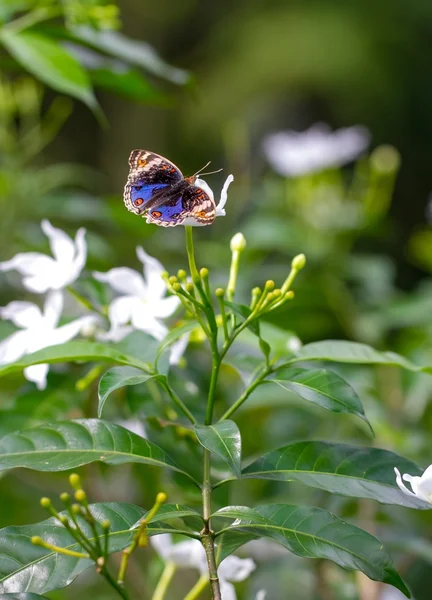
160,379,197,425
219,366,272,421
183,574,210,600
102,566,131,600
185,226,200,283
152,561,177,600
201,449,221,600
3,6,62,33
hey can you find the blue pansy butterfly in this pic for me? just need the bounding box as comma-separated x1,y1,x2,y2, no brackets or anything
124,150,233,227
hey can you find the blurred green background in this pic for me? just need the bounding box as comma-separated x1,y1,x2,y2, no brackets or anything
1,1,432,599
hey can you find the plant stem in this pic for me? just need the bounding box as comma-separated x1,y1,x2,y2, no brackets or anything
152,561,177,600
185,226,200,283
102,566,131,600
219,366,272,421
160,379,197,424
183,574,209,600
201,448,221,599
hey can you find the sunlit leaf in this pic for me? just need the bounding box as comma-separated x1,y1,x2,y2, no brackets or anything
98,366,156,417
129,503,203,530
241,441,430,509
195,421,242,478
214,504,410,597
0,340,153,380
267,367,371,427
0,31,96,108
290,340,418,371
0,419,195,482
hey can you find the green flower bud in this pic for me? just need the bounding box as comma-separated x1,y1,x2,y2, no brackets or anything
370,145,400,174
185,282,195,294
101,519,111,530
40,497,51,508
230,232,246,252
60,492,71,504
291,254,306,271
69,473,81,489
172,282,182,292
71,504,82,515
265,280,275,291
161,271,169,280
177,269,187,280
74,489,87,503
156,492,167,504
168,275,178,285
215,288,225,297
285,290,295,300
31,536,43,546
200,267,209,278
59,515,69,526
272,289,282,298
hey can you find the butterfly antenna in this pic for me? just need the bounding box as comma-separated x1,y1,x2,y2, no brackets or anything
192,161,224,178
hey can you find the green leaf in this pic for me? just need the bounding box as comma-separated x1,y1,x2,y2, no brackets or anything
0,340,153,380
290,340,418,371
0,31,96,108
0,502,192,594
98,366,156,417
241,441,430,509
195,421,242,478
214,504,410,597
155,321,196,370
268,367,371,427
90,67,170,105
129,503,203,530
225,302,260,337
72,27,190,85
0,419,195,482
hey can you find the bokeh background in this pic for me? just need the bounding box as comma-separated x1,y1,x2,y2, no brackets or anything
1,1,432,599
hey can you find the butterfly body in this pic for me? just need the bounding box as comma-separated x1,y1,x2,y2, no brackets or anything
124,150,216,226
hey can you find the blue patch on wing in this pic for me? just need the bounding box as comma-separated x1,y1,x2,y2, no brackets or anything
148,195,186,225
131,183,168,206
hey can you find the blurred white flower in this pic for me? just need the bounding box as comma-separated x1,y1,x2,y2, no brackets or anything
0,220,87,293
378,586,409,600
178,175,234,227
151,534,256,600
117,418,147,439
263,123,370,177
0,291,96,389
394,465,432,503
94,246,180,342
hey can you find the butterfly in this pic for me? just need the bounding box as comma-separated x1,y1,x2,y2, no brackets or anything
123,150,220,227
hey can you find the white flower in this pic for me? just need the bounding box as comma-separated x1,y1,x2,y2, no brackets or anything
94,247,180,342
263,123,370,177
151,534,256,600
117,418,147,439
0,220,87,293
173,175,234,227
394,465,432,503
0,291,96,389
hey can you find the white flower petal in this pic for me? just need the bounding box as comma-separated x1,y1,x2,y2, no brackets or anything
220,580,237,600
72,227,87,274
136,247,166,300
0,301,42,328
168,539,207,571
219,556,256,582
216,174,234,216
118,419,147,439
94,267,147,297
195,178,215,202
44,315,97,348
107,296,141,329
0,252,55,277
151,534,174,560
147,295,180,319
131,311,167,341
42,291,64,328
394,467,417,498
0,330,31,364
97,324,134,342
169,333,190,365
24,363,49,390
255,591,267,600
41,219,76,264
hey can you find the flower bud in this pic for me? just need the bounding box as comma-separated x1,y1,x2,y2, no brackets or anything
285,290,295,300
161,271,169,280
156,492,167,504
177,269,187,280
40,497,51,509
265,280,275,291
185,282,194,294
74,489,87,503
60,492,71,504
69,473,81,489
291,254,306,271
172,282,182,292
31,536,43,546
230,232,246,252
71,504,82,515
58,515,69,526
168,275,178,285
272,289,282,298
200,267,209,278
215,288,225,297
101,519,111,530
370,145,400,174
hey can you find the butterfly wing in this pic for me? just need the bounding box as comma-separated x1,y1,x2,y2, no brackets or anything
124,150,183,215
145,184,216,227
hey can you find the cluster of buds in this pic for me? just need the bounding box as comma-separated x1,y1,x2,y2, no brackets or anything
32,473,167,588
162,232,306,347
